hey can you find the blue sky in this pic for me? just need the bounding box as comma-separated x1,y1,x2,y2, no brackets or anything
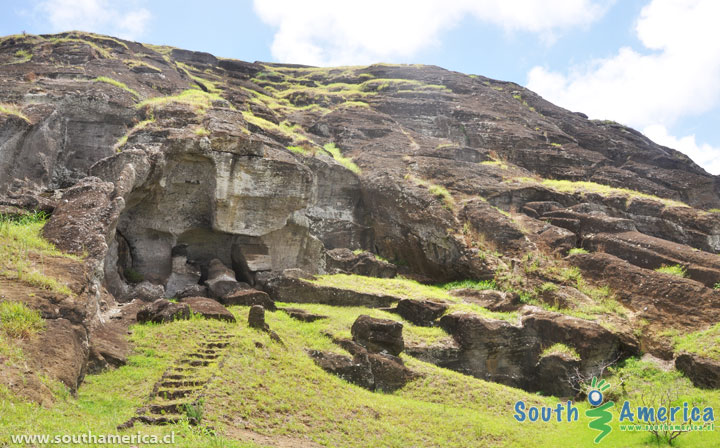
2,0,719,174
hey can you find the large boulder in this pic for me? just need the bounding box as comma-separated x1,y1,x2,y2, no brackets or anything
351,315,404,356
175,284,209,299
310,339,415,392
676,354,720,389
220,288,276,310
136,299,191,324
178,297,236,322
308,350,375,390
395,299,448,326
263,273,397,308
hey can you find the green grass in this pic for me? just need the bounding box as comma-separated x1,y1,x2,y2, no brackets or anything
550,142,563,148
0,301,44,339
93,77,139,98
538,179,689,208
194,127,210,136
654,264,687,278
568,248,589,255
0,317,254,447
286,145,309,155
0,212,77,295
672,323,720,360
137,89,228,114
307,274,516,322
123,59,161,73
0,103,30,122
406,175,454,209
3,300,720,446
714,282,720,290
322,143,361,174
439,279,497,291
480,160,508,169
709,208,720,213
540,343,580,360
241,111,306,143
13,49,32,62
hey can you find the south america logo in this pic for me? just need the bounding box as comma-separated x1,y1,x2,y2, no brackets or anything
585,377,614,443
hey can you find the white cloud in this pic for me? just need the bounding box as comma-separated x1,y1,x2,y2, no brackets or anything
644,125,720,175
526,0,720,175
252,0,609,66
36,0,151,40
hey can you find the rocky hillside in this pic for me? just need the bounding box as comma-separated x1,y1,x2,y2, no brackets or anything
1,32,720,447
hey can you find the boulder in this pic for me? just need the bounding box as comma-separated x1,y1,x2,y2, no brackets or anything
136,299,191,324
309,339,415,392
179,297,236,322
220,289,276,310
308,350,375,390
450,289,519,312
264,274,397,308
175,284,209,299
395,299,448,326
126,281,165,302
351,315,404,356
676,354,720,389
280,307,328,322
205,259,245,299
325,248,397,278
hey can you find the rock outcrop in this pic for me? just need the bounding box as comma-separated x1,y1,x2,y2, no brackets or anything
2,31,719,397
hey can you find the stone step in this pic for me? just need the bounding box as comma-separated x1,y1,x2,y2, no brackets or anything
157,388,198,400
179,359,211,367
160,380,205,388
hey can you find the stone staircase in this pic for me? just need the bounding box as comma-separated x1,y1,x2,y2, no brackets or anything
118,329,233,428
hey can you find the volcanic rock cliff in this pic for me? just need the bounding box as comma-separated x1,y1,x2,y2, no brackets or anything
1,32,720,401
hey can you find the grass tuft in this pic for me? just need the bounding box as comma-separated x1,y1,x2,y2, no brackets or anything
0,103,30,122
93,77,139,98
0,301,44,339
540,343,580,360
567,248,589,255
322,143,361,174
654,264,687,278
0,212,77,295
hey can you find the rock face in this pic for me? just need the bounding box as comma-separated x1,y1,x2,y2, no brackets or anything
325,248,397,278
438,310,639,395
351,315,404,356
675,354,720,389
2,32,720,396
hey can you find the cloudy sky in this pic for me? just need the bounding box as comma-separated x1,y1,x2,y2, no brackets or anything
2,0,719,174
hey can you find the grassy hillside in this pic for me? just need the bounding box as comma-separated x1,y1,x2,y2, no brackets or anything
2,302,719,447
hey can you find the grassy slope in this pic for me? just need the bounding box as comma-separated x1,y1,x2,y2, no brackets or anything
2,302,718,447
